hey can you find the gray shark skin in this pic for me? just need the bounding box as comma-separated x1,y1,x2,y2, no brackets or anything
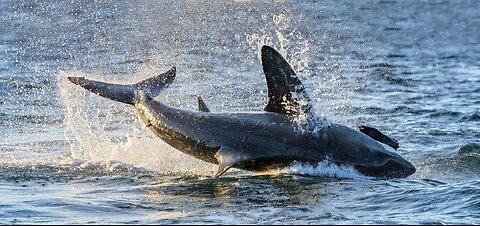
67,46,416,178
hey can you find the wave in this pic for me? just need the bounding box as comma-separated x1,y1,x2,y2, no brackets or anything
0,114,61,126
358,63,396,69
429,110,462,118
0,157,370,181
385,54,407,58
458,143,480,156
0,159,150,181
380,72,409,84
415,143,480,182
342,105,452,116
458,111,480,122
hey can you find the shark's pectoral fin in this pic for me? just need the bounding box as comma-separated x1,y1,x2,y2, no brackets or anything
213,146,250,178
197,95,210,112
358,125,399,150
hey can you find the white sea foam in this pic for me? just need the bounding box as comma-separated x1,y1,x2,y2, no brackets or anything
279,160,368,179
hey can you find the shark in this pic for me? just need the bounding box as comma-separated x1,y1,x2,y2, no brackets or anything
67,45,416,178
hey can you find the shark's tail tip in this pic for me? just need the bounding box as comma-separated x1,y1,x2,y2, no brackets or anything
67,67,176,105
67,76,86,86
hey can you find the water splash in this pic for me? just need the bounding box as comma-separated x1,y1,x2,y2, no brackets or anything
246,13,310,73
246,13,330,134
279,160,367,179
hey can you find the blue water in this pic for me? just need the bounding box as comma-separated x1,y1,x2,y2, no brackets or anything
1,0,479,224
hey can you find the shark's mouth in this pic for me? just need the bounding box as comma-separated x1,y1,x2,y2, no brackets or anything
354,159,416,178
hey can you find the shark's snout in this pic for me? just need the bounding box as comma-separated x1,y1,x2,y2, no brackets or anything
355,157,416,178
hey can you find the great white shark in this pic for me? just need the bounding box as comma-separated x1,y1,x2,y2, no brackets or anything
67,45,416,178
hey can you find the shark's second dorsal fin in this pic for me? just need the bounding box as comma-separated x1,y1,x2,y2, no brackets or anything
197,95,210,112
261,46,312,117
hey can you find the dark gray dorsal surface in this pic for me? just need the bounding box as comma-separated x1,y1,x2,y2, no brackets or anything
261,46,312,117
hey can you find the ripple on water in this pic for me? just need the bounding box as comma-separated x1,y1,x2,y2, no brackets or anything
458,111,480,122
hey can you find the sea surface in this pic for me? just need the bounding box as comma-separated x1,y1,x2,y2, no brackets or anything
1,0,479,224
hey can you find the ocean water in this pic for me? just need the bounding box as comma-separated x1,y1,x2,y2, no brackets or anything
1,0,479,224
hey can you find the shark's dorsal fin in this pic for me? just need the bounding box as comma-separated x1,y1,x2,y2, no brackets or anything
197,95,210,112
261,46,312,117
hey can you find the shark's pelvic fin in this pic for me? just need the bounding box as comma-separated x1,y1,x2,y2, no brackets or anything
197,95,210,112
260,46,312,118
213,146,250,178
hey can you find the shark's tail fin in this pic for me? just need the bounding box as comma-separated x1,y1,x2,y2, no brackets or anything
67,66,176,105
